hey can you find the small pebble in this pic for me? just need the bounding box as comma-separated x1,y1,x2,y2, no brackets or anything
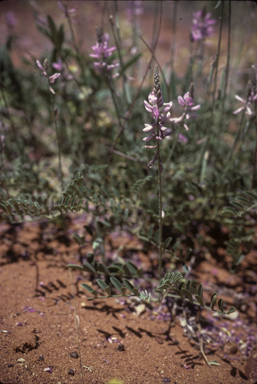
70,351,79,358
155,337,164,344
118,344,125,351
17,358,25,363
39,355,44,361
68,369,75,376
8,364,13,368
162,378,171,384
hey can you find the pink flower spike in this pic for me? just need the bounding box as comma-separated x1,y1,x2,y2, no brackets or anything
183,123,189,131
36,60,47,76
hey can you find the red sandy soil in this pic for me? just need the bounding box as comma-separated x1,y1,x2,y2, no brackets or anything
0,217,256,384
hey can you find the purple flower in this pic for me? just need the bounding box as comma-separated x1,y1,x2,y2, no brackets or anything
49,73,61,84
191,8,216,42
169,86,200,131
52,59,63,72
143,92,172,145
90,30,119,78
143,66,173,170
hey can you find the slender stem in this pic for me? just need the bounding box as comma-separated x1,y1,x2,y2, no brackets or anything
138,35,170,102
0,178,10,199
223,111,245,177
109,12,131,104
0,86,25,161
60,0,85,78
252,102,257,188
48,80,63,189
157,134,163,280
222,0,231,107
212,1,224,108
170,1,177,76
165,124,181,172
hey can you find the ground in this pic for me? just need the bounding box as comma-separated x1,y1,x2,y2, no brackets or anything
0,217,256,384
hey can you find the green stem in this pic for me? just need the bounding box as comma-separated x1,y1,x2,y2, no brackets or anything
252,102,257,188
222,0,231,108
110,10,131,104
48,82,63,189
157,133,163,280
165,124,181,172
212,1,224,109
223,111,245,177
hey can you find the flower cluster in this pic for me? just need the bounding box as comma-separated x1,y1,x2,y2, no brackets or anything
90,28,119,79
36,59,60,94
191,7,216,42
143,66,172,170
169,84,201,132
233,66,257,115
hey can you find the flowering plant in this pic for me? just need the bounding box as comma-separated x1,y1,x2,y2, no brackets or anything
169,85,201,132
90,29,119,79
143,67,172,170
191,7,216,42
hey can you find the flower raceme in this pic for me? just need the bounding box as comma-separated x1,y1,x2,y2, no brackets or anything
36,59,60,94
233,67,257,115
90,29,119,79
191,7,216,42
143,93,173,146
169,86,201,131
142,66,173,170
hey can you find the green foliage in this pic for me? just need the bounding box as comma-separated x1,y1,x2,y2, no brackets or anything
67,252,143,278
69,260,236,315
1,3,255,349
